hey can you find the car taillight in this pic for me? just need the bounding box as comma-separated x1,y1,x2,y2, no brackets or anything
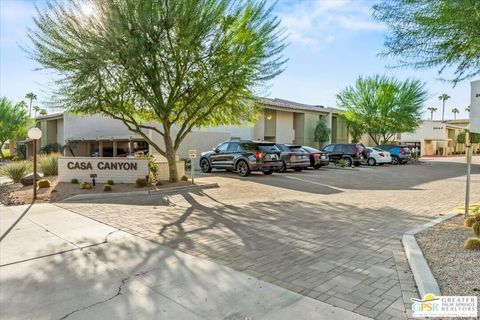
355,145,360,156
400,149,406,155
379,152,384,157
255,151,263,159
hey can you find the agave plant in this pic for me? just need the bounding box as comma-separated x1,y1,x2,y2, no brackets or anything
38,153,59,176
0,161,32,183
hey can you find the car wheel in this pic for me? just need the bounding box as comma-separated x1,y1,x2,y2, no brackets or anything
262,169,274,175
277,160,287,173
200,158,211,173
400,160,407,165
343,157,353,167
367,158,376,166
236,160,250,177
293,167,303,172
391,156,400,165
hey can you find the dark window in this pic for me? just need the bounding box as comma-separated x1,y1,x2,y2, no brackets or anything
275,144,289,152
333,145,344,152
302,146,320,153
227,142,241,152
288,146,306,153
323,144,334,152
258,144,279,152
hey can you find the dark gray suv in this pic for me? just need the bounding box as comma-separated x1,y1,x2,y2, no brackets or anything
200,140,282,177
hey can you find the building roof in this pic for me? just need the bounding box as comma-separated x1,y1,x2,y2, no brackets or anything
259,97,339,114
35,112,64,121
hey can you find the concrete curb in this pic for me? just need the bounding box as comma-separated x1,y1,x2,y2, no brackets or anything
321,165,360,171
402,212,461,298
61,182,219,202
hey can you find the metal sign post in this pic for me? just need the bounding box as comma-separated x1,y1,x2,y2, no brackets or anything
465,131,471,219
466,80,480,218
189,150,197,184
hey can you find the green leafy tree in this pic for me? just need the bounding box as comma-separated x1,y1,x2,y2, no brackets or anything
457,131,480,144
28,0,286,181
374,0,480,85
427,107,437,120
451,107,460,120
337,75,427,145
313,119,330,146
39,109,48,116
439,94,450,121
25,92,37,117
0,97,31,158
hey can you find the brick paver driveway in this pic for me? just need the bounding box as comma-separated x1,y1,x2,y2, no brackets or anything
59,158,480,320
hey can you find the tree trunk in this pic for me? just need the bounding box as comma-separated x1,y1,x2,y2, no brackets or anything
442,101,445,121
0,141,4,159
163,134,179,182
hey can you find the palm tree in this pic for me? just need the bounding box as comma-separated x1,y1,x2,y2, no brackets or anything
25,92,37,117
438,93,450,121
451,107,459,120
466,106,470,113
427,107,437,120
33,106,41,117
39,109,48,116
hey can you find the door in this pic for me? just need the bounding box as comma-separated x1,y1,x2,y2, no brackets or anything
210,142,229,168
322,144,335,160
225,142,241,169
330,144,344,161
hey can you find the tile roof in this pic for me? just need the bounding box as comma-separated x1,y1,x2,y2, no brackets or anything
259,97,338,113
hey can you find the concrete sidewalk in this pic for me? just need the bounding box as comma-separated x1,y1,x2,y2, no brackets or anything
0,203,370,320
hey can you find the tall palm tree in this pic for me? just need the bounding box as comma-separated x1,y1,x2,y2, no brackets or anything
438,94,450,121
451,107,459,120
25,92,37,117
33,106,41,117
427,107,437,120
39,109,48,116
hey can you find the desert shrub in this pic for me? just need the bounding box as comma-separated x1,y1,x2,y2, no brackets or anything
80,182,93,189
37,179,51,188
464,237,480,250
38,153,59,176
181,175,189,181
338,159,346,168
136,178,147,187
472,221,480,237
464,217,476,228
0,161,32,183
107,180,114,185
103,184,112,192
40,143,65,154
11,155,23,161
70,178,79,184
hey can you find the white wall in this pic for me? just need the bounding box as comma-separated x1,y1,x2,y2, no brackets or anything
253,110,265,140
401,121,447,142
63,113,141,140
57,119,64,145
275,111,295,143
58,157,149,183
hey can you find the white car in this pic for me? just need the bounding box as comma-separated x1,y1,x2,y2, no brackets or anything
366,147,392,166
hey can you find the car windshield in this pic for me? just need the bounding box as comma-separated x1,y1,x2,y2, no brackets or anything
242,143,278,152
302,146,320,153
372,147,384,152
288,147,306,153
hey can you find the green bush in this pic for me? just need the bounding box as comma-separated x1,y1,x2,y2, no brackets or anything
472,221,480,237
40,143,65,154
80,182,93,189
38,153,59,176
11,155,23,161
106,180,114,185
70,178,79,184
0,161,32,183
136,178,147,187
103,184,112,192
181,175,189,181
464,217,476,228
338,159,346,168
464,237,480,250
37,179,51,188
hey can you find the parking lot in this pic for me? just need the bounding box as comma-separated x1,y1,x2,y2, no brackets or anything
60,158,480,320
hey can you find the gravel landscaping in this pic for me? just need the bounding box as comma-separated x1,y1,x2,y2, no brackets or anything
416,215,479,304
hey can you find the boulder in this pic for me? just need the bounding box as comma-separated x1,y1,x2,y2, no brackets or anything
20,173,42,186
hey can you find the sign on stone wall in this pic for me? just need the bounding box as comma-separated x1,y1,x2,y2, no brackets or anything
58,157,149,183
471,80,480,134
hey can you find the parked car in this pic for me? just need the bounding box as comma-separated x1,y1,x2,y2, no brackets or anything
377,145,411,165
321,143,368,167
199,140,282,177
366,147,392,166
301,146,329,169
275,144,311,172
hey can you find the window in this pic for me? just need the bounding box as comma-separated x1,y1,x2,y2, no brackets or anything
302,146,320,153
288,146,306,153
216,143,229,152
275,144,289,152
227,142,242,152
333,145,344,152
323,144,334,152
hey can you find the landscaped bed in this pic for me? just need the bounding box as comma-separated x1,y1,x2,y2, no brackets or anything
1,176,193,206
416,215,479,303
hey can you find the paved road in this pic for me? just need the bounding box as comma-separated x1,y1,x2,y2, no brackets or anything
59,159,480,320
0,204,369,320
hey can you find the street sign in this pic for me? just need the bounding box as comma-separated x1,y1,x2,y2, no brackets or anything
471,80,480,134
189,149,197,159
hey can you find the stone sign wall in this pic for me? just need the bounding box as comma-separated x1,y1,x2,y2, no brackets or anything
58,157,149,183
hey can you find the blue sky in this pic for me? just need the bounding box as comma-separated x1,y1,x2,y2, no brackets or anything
0,0,473,120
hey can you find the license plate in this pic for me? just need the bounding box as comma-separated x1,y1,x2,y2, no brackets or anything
321,155,326,159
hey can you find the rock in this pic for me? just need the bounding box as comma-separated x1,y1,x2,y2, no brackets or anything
20,173,42,186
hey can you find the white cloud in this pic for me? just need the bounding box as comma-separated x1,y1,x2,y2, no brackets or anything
276,0,385,50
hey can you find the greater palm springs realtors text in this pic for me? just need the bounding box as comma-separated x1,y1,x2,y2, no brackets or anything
67,161,138,170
